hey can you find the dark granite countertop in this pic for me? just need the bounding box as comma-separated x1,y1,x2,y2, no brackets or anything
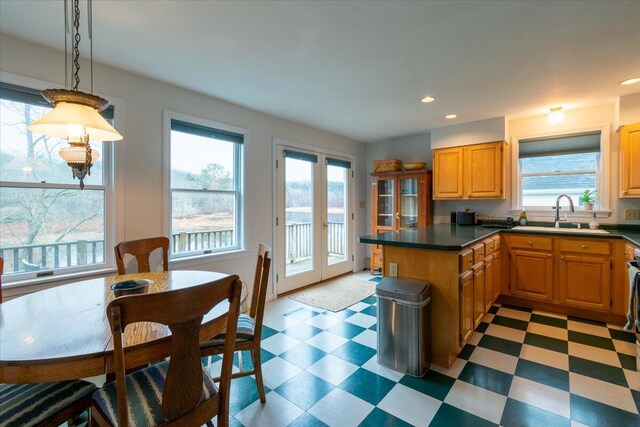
359,224,640,251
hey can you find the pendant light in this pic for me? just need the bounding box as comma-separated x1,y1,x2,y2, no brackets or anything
28,0,122,189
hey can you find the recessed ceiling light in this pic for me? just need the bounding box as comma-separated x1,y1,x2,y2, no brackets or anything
620,77,640,86
421,96,436,103
445,114,457,119
548,107,564,125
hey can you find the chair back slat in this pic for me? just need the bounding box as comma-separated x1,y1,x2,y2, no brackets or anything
251,245,271,340
115,237,169,274
162,318,206,420
107,275,241,425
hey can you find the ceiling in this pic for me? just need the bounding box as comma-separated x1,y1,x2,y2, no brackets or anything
1,1,639,142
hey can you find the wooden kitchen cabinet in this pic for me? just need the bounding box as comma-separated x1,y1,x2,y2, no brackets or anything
370,170,432,273
433,147,463,198
473,261,485,328
558,238,612,311
510,249,553,302
493,251,502,302
464,141,505,198
459,270,474,345
433,141,505,200
620,122,640,198
559,253,611,311
484,255,495,312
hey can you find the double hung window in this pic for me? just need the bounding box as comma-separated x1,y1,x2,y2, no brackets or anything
0,82,115,281
169,118,243,258
518,131,602,209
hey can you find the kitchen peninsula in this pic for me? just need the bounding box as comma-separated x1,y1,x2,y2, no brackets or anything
360,224,640,368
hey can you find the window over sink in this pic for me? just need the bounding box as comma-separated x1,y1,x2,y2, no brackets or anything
513,129,610,214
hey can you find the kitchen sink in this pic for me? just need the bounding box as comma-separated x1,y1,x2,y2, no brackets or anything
512,226,609,235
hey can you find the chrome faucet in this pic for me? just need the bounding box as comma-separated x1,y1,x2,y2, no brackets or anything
554,194,575,228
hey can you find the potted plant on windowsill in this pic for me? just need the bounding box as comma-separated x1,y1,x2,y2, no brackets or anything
579,189,596,210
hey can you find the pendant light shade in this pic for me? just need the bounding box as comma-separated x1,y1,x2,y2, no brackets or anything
28,100,122,142
27,0,123,189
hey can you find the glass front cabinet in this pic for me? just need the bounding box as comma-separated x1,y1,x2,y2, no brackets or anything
370,170,433,274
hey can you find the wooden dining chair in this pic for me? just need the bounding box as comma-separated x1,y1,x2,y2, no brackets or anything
91,275,242,427
0,256,98,427
114,237,170,274
201,244,271,403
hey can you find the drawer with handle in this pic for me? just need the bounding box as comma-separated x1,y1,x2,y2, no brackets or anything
459,249,474,272
484,238,495,256
559,239,610,255
509,235,553,251
472,243,485,264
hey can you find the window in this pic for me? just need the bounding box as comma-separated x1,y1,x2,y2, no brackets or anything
169,117,243,258
0,82,116,281
517,131,602,209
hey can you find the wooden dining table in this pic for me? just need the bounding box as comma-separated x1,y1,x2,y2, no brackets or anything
0,270,247,384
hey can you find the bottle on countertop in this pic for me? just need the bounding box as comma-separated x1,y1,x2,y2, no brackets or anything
589,213,599,230
518,210,528,226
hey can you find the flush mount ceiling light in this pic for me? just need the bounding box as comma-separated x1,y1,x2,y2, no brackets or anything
28,0,122,189
445,114,457,119
620,77,640,86
421,96,436,103
547,107,564,125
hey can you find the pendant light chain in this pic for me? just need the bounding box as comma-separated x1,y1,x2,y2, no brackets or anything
72,0,81,92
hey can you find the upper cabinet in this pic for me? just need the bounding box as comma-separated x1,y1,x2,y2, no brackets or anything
620,122,640,198
433,141,506,200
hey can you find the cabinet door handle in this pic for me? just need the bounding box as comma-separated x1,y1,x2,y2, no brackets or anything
581,245,587,249
528,241,533,246
561,255,565,260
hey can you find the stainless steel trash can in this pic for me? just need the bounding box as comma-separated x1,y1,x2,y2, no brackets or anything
376,277,431,377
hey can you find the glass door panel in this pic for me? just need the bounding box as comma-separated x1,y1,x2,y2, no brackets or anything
376,178,395,227
399,177,418,228
285,157,315,277
326,165,347,266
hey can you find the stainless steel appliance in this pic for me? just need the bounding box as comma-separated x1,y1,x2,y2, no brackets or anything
376,278,431,377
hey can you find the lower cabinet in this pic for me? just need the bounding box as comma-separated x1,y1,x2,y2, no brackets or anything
510,249,553,302
493,251,501,302
484,255,495,312
473,261,485,328
459,270,474,345
558,253,611,311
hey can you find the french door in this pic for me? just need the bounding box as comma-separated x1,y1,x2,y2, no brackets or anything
275,144,353,294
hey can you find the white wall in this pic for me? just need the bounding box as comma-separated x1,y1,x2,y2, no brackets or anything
619,93,640,127
431,117,506,149
0,34,368,295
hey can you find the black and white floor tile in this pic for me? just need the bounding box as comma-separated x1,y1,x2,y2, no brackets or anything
210,273,639,427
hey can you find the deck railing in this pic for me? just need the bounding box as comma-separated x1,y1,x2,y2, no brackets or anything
286,221,345,262
0,221,345,273
171,229,235,253
0,240,105,274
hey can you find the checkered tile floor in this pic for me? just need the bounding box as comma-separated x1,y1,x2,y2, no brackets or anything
207,277,639,427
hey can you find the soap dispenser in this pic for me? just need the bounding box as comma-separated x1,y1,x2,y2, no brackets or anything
588,213,599,230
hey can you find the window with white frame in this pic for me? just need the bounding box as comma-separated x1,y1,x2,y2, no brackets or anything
518,131,602,209
0,82,115,281
169,118,243,258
